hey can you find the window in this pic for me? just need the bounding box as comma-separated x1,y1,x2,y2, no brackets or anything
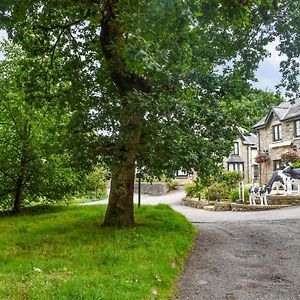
295,120,300,137
232,142,239,155
273,159,284,171
273,124,282,141
228,163,244,173
253,165,259,179
176,170,188,177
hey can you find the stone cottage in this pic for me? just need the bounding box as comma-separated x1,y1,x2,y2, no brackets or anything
223,128,258,183
252,99,300,184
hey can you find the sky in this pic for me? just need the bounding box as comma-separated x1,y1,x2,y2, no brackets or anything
0,29,284,94
252,41,284,93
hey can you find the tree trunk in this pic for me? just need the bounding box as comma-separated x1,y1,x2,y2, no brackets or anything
13,176,23,214
103,117,142,227
100,1,150,226
103,149,136,227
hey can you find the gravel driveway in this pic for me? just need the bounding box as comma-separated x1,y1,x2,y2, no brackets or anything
176,219,300,300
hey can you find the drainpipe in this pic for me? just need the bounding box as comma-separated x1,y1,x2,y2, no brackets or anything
257,130,262,185
247,145,250,183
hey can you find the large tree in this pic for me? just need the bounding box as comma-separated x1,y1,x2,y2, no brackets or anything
0,42,100,212
1,0,299,226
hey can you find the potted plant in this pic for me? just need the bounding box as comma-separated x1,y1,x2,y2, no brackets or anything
280,151,300,164
255,152,270,164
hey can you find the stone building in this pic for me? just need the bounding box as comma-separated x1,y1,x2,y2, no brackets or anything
253,99,300,184
223,128,258,183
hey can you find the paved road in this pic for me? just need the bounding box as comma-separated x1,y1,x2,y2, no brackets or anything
176,220,300,300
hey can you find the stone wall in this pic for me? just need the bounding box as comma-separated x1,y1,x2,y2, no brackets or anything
267,194,300,206
182,197,209,209
214,201,231,211
231,203,290,211
182,196,295,211
134,183,169,196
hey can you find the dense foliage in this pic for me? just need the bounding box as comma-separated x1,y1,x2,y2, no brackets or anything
0,44,106,212
224,90,282,131
185,170,243,200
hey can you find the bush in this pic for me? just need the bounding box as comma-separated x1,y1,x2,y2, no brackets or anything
229,186,249,202
221,170,243,188
165,178,179,190
185,170,243,201
292,161,300,168
229,188,239,201
78,167,108,199
184,181,203,197
205,182,230,201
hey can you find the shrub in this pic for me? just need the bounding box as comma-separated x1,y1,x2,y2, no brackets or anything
184,181,203,197
165,178,179,190
292,160,300,168
205,182,230,200
78,167,108,199
229,187,249,202
221,170,243,188
185,170,243,201
229,188,239,201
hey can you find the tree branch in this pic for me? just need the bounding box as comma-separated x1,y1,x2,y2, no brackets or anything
0,189,14,197
49,28,66,67
37,15,87,31
100,0,151,95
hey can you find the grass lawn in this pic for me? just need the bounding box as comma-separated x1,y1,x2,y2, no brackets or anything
0,204,196,300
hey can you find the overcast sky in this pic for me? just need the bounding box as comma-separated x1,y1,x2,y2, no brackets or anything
0,29,284,94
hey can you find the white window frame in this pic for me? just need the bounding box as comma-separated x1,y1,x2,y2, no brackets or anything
273,124,282,141
228,163,244,173
295,120,300,137
232,142,239,155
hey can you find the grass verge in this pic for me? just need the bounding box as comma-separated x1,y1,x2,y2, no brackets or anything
0,204,196,300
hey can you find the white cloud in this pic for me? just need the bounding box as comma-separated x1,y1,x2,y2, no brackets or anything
264,39,287,68
253,39,285,92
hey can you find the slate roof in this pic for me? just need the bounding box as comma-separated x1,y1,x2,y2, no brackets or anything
241,133,257,145
283,100,300,120
253,99,300,129
253,116,267,129
237,128,257,145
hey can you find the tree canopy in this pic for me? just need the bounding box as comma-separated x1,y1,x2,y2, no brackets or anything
0,0,299,225
0,42,105,212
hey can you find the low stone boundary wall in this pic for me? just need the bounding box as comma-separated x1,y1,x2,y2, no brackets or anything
182,197,209,209
182,196,292,211
134,183,169,196
231,203,290,211
214,201,231,211
267,194,300,206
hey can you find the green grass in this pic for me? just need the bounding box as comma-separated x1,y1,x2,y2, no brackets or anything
0,204,196,300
